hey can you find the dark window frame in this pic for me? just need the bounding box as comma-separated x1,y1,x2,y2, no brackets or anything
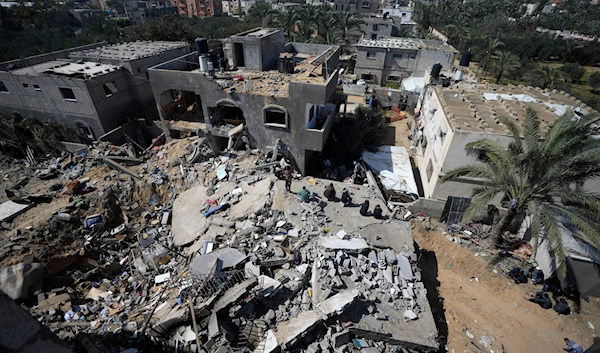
59,87,77,101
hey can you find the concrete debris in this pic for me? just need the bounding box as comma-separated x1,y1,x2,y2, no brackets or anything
0,262,44,300
0,138,438,353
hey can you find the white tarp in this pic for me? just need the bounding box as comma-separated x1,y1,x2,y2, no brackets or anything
483,93,537,102
362,146,419,197
401,76,425,93
532,221,600,278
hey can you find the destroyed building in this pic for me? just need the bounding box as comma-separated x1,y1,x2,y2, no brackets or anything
148,29,341,174
355,37,458,86
0,41,190,143
412,79,594,202
0,137,439,353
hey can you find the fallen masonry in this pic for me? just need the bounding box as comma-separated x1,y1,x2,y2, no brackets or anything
0,138,438,353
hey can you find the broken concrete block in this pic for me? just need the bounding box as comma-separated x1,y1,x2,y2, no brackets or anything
331,330,350,348
0,263,44,300
208,312,219,338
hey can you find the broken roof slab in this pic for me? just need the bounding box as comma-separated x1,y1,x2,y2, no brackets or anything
172,183,233,246
0,201,33,222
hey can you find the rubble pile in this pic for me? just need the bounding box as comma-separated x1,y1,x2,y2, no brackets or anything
0,138,439,353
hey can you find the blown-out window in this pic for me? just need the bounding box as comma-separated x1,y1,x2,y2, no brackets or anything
263,105,288,129
362,1,370,8
59,87,76,101
103,82,118,97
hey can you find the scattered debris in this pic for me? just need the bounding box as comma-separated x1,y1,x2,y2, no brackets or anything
0,137,439,352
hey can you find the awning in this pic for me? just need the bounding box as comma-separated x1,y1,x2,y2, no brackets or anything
361,146,418,198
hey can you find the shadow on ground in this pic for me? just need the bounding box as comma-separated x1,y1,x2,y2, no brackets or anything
415,243,449,352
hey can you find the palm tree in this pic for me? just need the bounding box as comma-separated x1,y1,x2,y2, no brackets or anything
562,40,584,64
334,10,365,42
247,1,274,23
314,32,345,46
441,108,600,274
480,37,503,77
275,8,298,39
396,26,415,38
493,50,519,83
295,4,320,42
315,14,339,44
524,66,570,90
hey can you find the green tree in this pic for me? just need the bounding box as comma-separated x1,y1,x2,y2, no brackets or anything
326,106,387,162
480,37,503,77
524,66,570,90
493,50,519,83
441,108,600,274
589,72,600,93
294,4,320,42
562,39,584,63
275,8,298,39
314,32,345,46
248,1,274,23
334,10,364,41
559,63,586,82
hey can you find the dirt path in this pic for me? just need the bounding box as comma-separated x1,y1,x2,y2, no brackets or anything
413,222,600,353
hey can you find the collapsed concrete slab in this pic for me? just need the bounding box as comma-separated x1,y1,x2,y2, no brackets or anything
320,237,369,251
189,248,247,277
229,177,272,221
274,310,321,348
172,185,210,246
211,277,257,312
316,289,359,316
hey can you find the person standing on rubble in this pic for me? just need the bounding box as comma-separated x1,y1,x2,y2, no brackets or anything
283,167,293,192
298,186,310,202
324,183,336,201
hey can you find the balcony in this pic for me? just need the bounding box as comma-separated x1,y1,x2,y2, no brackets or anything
304,110,334,151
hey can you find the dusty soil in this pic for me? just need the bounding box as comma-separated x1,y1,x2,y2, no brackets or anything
413,221,600,353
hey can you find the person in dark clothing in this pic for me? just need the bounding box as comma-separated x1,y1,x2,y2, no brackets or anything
554,297,571,315
509,267,528,284
324,183,336,201
340,188,352,206
564,286,581,314
283,168,292,192
528,266,545,284
529,292,552,309
373,204,384,219
360,200,370,216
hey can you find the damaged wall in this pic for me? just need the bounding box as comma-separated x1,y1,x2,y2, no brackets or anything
148,54,339,174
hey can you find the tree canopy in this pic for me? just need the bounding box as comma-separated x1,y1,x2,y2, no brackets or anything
441,108,600,275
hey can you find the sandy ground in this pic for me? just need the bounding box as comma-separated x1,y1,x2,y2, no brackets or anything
413,222,600,353
388,117,413,150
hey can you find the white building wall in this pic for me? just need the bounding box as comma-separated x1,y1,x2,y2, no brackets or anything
413,86,454,198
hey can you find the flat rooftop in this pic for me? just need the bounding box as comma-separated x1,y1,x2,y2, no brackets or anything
358,37,458,52
435,82,590,135
231,28,280,38
69,41,188,61
9,60,121,79
213,46,338,98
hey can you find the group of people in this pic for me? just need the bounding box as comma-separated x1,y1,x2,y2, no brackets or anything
288,177,386,220
508,266,577,316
